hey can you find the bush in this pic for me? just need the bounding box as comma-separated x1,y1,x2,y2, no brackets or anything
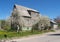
1,20,11,31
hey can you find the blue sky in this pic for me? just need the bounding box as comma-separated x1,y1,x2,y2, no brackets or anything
0,0,60,20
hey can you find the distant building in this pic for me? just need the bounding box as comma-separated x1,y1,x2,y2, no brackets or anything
50,20,58,30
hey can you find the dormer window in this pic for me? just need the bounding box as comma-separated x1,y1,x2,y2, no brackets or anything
27,10,39,17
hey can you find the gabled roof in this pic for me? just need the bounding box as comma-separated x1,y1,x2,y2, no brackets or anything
13,4,39,17
50,20,56,24
14,4,39,12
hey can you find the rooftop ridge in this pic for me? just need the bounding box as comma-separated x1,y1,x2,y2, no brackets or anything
14,4,39,12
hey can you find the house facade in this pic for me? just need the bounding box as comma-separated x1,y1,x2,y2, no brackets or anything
8,4,50,31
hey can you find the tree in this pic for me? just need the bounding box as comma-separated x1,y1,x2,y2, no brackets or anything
1,20,11,30
54,16,60,23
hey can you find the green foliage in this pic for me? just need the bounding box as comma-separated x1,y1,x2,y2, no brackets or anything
44,26,52,30
0,30,53,39
58,23,60,27
1,20,11,31
3,24,10,30
32,23,39,30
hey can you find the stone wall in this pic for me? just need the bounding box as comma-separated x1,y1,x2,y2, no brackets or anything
7,4,50,31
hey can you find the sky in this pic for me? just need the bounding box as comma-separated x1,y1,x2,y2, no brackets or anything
0,0,60,20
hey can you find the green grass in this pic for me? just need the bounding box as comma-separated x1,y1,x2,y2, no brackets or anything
50,30,55,32
0,30,54,39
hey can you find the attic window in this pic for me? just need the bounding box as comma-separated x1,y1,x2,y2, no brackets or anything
27,10,31,15
14,5,16,8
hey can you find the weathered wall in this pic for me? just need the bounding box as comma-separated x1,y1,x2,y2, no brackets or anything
22,27,32,31
8,4,50,31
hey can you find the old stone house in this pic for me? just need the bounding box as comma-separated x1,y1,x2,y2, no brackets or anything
8,4,50,31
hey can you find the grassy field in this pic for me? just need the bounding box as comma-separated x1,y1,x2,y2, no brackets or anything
0,30,54,39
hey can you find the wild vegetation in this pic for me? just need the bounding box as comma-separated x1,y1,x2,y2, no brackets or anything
0,19,53,39
0,30,54,39
1,20,11,31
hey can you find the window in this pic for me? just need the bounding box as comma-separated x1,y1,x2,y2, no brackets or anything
27,10,31,15
14,5,16,8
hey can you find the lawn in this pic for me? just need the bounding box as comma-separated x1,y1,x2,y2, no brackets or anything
0,30,54,39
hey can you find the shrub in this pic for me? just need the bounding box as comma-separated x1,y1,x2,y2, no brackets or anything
1,20,11,31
